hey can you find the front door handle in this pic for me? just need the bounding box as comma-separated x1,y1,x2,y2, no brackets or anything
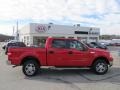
48,51,54,54
68,51,73,54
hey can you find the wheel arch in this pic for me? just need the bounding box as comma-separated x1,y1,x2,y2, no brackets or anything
91,56,110,66
20,56,40,66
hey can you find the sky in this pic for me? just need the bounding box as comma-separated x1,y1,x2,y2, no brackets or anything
0,0,120,35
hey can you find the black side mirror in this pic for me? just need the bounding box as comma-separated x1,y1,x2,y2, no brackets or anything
78,45,88,51
83,46,88,51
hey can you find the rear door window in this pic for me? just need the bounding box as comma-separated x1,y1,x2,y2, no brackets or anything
52,39,66,48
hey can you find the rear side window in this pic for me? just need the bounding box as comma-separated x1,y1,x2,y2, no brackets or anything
52,39,66,48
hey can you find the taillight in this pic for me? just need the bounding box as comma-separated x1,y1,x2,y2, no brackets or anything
7,52,12,56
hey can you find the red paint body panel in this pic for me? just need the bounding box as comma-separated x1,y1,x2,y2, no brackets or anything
8,47,47,66
7,37,113,67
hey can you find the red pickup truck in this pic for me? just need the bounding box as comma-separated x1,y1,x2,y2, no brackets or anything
7,37,113,76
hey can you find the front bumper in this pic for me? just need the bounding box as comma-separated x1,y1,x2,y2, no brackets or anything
109,61,113,67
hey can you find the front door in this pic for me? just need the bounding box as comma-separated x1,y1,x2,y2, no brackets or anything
66,40,90,66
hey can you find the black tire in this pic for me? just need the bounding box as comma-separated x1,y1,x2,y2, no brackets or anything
92,59,108,75
22,60,39,76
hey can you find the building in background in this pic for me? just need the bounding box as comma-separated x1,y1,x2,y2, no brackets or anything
19,23,100,46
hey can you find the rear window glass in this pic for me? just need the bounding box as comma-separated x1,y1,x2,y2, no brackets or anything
52,39,66,48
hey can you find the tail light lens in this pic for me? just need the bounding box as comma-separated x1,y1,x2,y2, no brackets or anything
7,52,12,56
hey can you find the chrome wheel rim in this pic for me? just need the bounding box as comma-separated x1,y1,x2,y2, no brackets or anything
96,63,107,73
25,64,36,75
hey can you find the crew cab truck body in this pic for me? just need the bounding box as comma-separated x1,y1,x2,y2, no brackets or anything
7,37,113,76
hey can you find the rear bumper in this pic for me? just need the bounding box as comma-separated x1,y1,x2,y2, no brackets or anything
6,60,11,65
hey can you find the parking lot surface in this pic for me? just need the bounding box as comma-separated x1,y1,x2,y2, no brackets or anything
0,43,120,90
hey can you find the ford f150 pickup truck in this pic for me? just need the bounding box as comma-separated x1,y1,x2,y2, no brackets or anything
7,37,113,76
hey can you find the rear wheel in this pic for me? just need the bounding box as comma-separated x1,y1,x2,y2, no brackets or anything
22,60,39,76
92,59,108,75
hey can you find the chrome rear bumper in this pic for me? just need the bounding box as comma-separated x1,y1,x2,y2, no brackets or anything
6,60,11,65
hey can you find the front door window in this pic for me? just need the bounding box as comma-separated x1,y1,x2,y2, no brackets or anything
68,40,84,51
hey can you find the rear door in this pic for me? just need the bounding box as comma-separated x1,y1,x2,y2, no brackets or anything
47,39,69,66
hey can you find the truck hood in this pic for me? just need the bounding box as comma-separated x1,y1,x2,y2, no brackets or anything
89,48,109,53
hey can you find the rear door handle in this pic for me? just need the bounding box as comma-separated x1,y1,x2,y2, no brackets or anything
48,51,54,54
68,51,73,54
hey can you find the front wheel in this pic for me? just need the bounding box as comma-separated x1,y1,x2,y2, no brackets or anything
92,60,108,75
22,60,39,76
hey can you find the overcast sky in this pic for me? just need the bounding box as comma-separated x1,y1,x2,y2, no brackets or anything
0,0,120,35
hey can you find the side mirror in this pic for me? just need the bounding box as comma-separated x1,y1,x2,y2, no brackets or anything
83,46,88,51
77,45,88,51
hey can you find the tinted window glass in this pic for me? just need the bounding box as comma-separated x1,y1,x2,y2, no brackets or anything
52,39,66,48
68,40,84,50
